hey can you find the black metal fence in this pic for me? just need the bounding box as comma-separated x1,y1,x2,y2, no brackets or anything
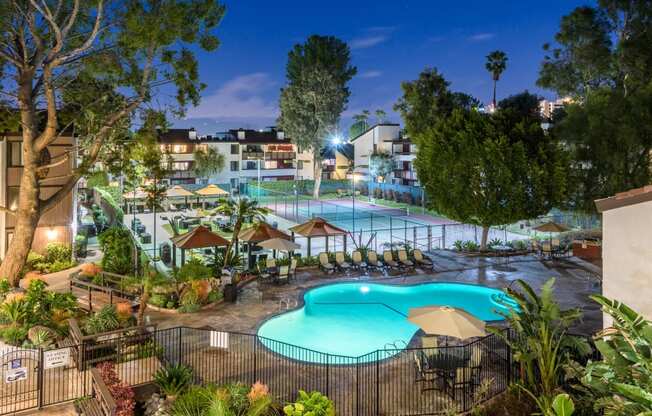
0,326,514,415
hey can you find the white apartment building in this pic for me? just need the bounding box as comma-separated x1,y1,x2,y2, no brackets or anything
158,127,315,190
349,124,419,187
539,97,573,120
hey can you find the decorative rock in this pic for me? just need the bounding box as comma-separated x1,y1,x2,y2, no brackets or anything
144,393,169,416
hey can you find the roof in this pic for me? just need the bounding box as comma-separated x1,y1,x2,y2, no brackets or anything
595,185,652,212
238,222,291,243
165,185,194,198
348,123,401,143
289,217,348,237
158,128,292,145
170,225,230,249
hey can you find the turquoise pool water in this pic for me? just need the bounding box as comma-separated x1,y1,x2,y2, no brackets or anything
257,282,512,363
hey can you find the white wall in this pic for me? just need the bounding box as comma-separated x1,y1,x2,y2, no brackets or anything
0,138,5,259
602,200,652,327
350,124,400,180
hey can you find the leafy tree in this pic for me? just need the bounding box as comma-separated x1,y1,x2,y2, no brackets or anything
214,198,270,266
582,296,652,416
98,227,134,275
538,2,652,98
414,89,569,249
369,150,395,185
491,279,590,415
375,109,387,124
193,147,225,183
278,35,356,199
485,50,508,108
394,68,457,139
555,86,652,212
0,0,224,285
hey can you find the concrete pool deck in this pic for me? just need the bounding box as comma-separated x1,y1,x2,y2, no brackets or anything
146,251,602,337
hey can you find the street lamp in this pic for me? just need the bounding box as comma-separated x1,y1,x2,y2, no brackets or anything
351,172,357,233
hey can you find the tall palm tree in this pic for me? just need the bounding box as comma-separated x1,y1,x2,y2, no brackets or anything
214,197,270,266
485,50,508,109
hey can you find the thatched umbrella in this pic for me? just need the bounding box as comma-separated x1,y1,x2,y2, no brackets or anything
289,217,348,257
170,225,229,266
165,185,194,209
195,184,229,208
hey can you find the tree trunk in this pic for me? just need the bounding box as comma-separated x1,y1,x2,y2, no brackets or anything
137,289,150,326
223,218,243,268
313,157,323,200
492,80,497,109
480,225,490,251
0,83,41,287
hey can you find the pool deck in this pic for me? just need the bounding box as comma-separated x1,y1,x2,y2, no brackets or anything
147,251,602,336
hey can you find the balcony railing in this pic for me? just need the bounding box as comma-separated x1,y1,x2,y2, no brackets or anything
242,151,264,160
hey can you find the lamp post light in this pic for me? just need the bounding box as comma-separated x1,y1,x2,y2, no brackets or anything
351,172,357,234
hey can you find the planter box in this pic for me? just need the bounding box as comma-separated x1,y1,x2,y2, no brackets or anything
572,240,601,260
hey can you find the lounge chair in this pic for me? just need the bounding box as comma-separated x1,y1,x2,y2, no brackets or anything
276,265,289,284
351,250,367,270
383,250,399,269
318,253,335,273
367,251,384,270
413,249,434,268
335,251,352,272
398,249,414,268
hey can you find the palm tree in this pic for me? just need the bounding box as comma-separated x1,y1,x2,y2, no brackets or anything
133,263,169,326
192,147,225,184
485,50,508,108
375,109,387,124
214,197,270,266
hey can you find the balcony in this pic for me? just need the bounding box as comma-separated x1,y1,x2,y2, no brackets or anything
242,151,264,160
168,170,196,179
393,170,418,181
265,151,296,160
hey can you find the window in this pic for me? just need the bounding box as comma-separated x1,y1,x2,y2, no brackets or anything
230,161,238,171
171,162,190,171
8,141,23,167
297,160,304,170
230,144,239,154
172,144,187,153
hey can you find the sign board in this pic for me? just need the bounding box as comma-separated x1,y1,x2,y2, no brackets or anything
210,331,229,349
5,367,27,383
44,348,70,370
9,359,21,369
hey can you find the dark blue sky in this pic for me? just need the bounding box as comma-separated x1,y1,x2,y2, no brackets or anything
174,0,586,133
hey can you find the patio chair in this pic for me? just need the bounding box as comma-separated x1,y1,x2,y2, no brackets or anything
414,352,439,392
413,249,434,268
351,250,367,270
447,366,476,400
367,251,384,270
318,252,335,273
289,258,297,279
541,242,553,259
335,251,352,272
257,264,272,282
266,258,277,270
398,249,414,268
276,266,290,284
383,250,399,269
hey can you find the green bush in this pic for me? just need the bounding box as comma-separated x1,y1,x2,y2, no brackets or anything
1,326,28,346
284,390,335,416
96,186,124,224
177,258,212,282
154,363,193,398
98,227,134,275
207,290,223,303
44,242,72,263
83,305,121,335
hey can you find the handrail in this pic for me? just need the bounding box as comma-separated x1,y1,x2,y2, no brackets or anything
90,367,117,416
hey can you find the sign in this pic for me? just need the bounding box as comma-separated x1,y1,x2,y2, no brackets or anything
5,367,27,383
9,359,21,369
44,348,70,370
210,331,229,349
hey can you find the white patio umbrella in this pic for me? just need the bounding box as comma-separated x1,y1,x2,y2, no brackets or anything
258,237,301,258
407,306,486,340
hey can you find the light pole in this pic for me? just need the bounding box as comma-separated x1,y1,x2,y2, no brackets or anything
351,173,356,233
257,158,261,200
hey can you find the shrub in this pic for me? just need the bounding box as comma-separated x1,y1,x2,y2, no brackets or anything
177,258,212,282
488,238,503,248
511,239,528,251
0,279,10,301
453,240,464,251
84,305,121,335
98,227,134,275
284,390,335,416
1,326,28,346
80,262,102,277
43,242,72,264
154,364,193,398
462,240,479,252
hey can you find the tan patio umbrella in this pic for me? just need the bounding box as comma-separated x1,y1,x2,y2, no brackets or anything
170,225,229,265
239,223,291,267
122,188,147,199
165,185,194,209
258,237,301,259
533,221,570,247
407,306,486,340
195,184,229,208
289,217,348,256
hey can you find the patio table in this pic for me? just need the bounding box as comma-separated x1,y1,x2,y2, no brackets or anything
492,245,513,265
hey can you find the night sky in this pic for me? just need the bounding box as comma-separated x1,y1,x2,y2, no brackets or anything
173,0,587,133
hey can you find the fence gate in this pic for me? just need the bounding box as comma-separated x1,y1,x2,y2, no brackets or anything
0,349,40,414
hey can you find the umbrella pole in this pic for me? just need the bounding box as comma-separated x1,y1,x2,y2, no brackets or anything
307,237,311,257
181,249,186,266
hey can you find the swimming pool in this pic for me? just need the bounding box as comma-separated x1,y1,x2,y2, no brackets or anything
256,282,513,363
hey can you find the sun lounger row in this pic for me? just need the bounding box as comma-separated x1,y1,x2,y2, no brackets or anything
318,249,435,273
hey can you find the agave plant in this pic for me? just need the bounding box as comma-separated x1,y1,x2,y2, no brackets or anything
0,299,27,327
582,296,652,415
154,363,193,400
490,278,590,413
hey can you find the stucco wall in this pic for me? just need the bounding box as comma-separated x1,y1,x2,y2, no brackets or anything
602,199,652,327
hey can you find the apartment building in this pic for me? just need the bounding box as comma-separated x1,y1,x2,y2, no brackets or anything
158,127,315,189
0,133,76,258
349,123,419,186
322,143,353,180
539,97,573,120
